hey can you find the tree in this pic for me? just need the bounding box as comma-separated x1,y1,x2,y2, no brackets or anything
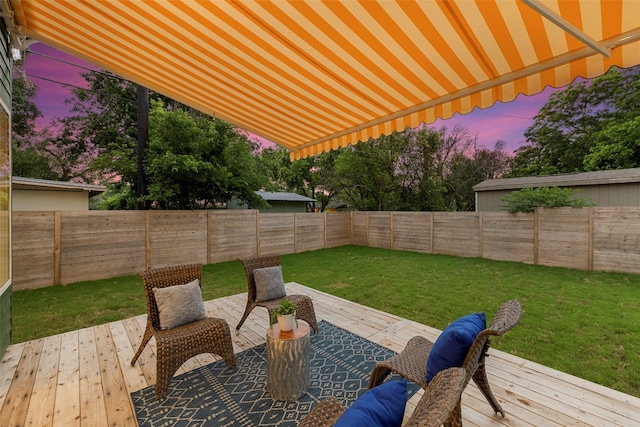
584,116,640,170
259,146,342,212
394,127,447,211
66,71,140,187
260,146,317,197
61,71,268,209
510,66,640,176
329,126,511,212
12,66,119,182
443,141,511,211
11,69,42,139
11,144,59,180
313,149,342,212
145,100,266,209
334,132,407,211
10,70,53,179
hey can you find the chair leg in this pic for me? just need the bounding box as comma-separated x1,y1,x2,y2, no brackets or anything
236,302,255,331
131,324,154,366
213,320,237,369
154,340,176,400
293,296,319,333
472,360,505,416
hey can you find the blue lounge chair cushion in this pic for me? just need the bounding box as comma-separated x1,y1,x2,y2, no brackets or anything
426,312,486,382
334,379,407,427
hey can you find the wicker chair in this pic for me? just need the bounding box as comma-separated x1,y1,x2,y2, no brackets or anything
236,254,319,333
297,367,469,427
130,264,236,399
368,299,522,420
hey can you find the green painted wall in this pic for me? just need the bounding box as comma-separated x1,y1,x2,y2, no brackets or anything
259,201,309,213
0,285,11,353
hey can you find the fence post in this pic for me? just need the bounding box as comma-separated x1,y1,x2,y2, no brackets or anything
533,208,539,265
430,212,435,254
207,210,212,265
145,211,151,270
366,212,370,247
54,211,61,285
256,209,260,255
294,213,298,253
390,212,394,249
588,207,594,271
478,212,483,258
323,212,327,249
350,211,353,244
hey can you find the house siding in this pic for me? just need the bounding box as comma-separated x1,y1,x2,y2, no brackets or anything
475,170,640,212
477,183,640,211
12,189,91,211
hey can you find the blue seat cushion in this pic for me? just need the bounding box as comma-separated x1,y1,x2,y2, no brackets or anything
426,312,486,382
334,379,407,427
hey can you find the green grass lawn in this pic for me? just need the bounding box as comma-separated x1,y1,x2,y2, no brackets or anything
12,245,640,397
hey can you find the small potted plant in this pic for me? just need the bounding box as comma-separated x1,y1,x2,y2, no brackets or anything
272,299,297,331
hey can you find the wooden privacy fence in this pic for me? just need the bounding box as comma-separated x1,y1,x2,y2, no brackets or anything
11,210,352,290
352,207,640,275
11,207,640,290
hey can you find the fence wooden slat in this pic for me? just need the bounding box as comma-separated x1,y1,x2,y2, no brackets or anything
11,207,640,290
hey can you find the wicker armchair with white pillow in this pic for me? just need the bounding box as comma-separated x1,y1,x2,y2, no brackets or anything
130,264,236,399
236,254,318,333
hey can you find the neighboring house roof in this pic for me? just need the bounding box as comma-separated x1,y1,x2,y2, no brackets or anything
256,191,315,203
327,199,348,209
12,177,107,197
473,168,640,192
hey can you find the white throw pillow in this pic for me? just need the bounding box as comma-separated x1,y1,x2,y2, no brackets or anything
254,265,286,302
153,279,206,330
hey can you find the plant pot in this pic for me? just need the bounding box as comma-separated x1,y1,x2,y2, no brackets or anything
277,314,296,332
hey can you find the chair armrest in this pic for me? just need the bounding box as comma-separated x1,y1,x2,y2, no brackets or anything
297,397,345,427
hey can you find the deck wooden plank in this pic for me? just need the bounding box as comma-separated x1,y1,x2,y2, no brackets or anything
0,342,24,412
78,327,107,427
0,338,44,427
206,299,266,351
132,316,160,382
1,284,639,426
122,315,157,387
53,331,80,426
93,324,136,427
109,321,148,393
24,334,61,427
485,355,640,426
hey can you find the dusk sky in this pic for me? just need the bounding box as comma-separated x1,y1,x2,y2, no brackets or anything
23,42,556,153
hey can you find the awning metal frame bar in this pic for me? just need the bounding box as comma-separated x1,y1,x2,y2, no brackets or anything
521,0,611,57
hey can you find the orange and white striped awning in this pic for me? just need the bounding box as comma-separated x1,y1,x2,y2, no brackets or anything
5,0,640,159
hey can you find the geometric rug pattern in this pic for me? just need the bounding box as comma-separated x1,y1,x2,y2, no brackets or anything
131,320,418,426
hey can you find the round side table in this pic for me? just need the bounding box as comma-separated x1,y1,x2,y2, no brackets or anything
265,319,310,401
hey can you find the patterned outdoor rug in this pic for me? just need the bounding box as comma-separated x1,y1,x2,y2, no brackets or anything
131,320,418,426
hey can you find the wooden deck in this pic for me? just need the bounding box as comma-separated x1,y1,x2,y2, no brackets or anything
1,282,639,426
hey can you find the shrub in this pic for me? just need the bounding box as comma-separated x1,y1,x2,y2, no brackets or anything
501,186,594,213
